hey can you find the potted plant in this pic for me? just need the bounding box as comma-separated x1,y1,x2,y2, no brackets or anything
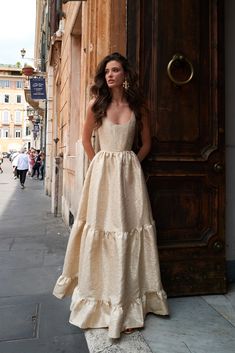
22,64,35,77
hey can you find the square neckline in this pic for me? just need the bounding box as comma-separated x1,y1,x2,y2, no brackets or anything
105,111,134,126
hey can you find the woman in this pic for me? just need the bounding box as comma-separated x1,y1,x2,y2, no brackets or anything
28,149,35,176
31,150,41,179
53,52,169,338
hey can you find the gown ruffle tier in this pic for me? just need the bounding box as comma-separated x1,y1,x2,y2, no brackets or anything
53,113,169,338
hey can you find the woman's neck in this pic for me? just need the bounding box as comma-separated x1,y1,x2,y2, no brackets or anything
111,87,126,105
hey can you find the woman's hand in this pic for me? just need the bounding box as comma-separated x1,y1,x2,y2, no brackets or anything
137,114,151,162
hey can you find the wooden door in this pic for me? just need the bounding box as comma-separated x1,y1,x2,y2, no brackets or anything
127,0,226,296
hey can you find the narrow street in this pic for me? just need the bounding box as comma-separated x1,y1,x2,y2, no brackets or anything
0,159,235,353
0,159,89,353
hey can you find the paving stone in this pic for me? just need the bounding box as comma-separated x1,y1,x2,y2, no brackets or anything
0,294,89,352
0,334,89,353
0,294,80,339
10,235,68,252
10,237,49,251
202,288,235,326
0,302,39,342
0,250,44,269
43,252,66,266
0,237,14,250
0,266,60,296
85,329,153,353
142,297,235,353
0,224,46,237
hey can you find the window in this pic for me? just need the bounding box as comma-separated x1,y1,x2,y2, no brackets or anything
4,95,9,103
26,126,31,136
15,111,21,123
2,111,9,123
15,129,21,138
16,81,23,89
0,80,9,88
3,129,9,138
16,95,21,103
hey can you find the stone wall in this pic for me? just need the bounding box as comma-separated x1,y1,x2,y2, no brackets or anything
48,0,126,223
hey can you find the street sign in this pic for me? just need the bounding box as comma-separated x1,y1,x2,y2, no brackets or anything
30,77,47,100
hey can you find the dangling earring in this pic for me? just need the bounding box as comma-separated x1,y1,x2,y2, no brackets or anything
123,78,129,90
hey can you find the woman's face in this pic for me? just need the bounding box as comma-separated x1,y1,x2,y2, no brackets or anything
105,60,125,89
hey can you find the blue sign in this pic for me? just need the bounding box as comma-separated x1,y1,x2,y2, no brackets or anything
30,77,47,100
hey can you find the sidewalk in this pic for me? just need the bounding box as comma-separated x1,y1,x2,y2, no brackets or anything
0,159,235,353
0,159,89,353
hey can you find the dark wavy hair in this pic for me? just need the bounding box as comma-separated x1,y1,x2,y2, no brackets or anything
90,52,145,133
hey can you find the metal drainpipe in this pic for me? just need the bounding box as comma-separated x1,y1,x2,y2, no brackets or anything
43,99,47,170
54,156,60,217
53,138,59,216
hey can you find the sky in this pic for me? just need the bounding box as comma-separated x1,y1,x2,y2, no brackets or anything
0,0,36,66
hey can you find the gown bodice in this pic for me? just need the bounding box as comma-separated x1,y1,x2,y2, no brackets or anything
97,113,136,152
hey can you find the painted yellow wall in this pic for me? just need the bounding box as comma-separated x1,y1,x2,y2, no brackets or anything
0,68,30,153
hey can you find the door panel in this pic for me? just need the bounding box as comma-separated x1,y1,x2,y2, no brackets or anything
127,0,226,296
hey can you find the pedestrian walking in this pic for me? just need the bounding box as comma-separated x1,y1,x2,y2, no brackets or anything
11,151,20,179
39,152,45,180
17,148,29,189
31,150,41,179
53,52,169,339
0,153,3,173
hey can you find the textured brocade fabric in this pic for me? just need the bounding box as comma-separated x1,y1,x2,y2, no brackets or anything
53,114,169,339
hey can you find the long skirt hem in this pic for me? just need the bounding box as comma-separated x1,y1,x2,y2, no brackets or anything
67,288,168,339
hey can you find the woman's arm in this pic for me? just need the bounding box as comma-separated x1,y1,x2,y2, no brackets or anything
82,100,97,161
137,114,152,162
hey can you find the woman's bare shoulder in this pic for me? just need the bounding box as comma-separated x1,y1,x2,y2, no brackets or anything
85,98,97,125
87,97,96,110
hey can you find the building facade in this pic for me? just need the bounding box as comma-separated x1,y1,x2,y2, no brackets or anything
0,66,31,153
34,0,235,296
34,0,126,210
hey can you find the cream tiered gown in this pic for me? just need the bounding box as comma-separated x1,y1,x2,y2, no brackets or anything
53,113,169,338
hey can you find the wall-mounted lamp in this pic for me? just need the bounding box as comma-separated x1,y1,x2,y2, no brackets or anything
20,48,42,67
20,48,26,58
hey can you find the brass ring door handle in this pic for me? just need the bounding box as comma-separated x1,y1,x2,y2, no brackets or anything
213,162,224,173
167,53,194,86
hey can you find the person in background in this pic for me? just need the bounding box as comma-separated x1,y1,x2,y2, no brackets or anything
39,152,45,180
0,153,3,173
31,149,41,179
11,151,20,179
28,149,35,176
17,148,29,189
